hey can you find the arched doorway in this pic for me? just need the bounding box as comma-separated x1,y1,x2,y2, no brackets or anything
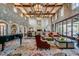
11,24,17,34
0,22,7,36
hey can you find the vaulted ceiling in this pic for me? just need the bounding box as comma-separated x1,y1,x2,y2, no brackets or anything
14,3,63,18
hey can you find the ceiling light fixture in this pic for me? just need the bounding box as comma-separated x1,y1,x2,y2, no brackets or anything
34,4,43,12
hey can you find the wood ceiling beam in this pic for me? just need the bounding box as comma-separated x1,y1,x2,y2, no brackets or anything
15,4,62,7
17,3,28,17
55,6,62,13
45,3,48,12
15,4,33,7
23,13,55,15
44,5,62,7
30,4,34,12
50,3,57,14
50,3,61,18
50,7,54,13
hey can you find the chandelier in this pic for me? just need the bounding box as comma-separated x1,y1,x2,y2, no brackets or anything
34,4,43,12
33,4,44,20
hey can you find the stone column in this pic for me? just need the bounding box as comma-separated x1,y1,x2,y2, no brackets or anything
8,21,12,35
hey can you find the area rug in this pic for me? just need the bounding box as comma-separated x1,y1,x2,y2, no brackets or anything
1,39,78,56
6,39,66,56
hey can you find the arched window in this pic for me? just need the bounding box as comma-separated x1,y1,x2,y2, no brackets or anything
11,24,17,34
0,22,7,36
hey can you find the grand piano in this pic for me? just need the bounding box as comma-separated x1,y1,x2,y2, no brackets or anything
0,34,23,51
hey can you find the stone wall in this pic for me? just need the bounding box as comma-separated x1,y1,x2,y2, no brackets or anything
0,4,28,35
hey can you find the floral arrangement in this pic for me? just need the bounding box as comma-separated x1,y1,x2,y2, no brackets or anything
60,36,65,41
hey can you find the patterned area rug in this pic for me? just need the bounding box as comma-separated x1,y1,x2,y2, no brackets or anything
1,38,79,56
6,39,67,56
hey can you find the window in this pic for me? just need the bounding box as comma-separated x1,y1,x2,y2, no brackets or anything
55,13,57,20
0,23,7,35
63,21,67,35
29,19,37,31
29,19,37,26
55,24,58,32
55,14,79,38
58,22,62,34
42,19,48,30
73,16,79,37
67,19,72,36
55,22,62,34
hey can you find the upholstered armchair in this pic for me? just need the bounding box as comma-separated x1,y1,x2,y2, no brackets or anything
35,35,50,49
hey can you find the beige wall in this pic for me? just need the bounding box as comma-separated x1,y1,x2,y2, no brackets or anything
63,4,72,17
52,3,79,24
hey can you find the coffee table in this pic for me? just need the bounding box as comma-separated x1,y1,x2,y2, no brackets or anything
55,38,74,49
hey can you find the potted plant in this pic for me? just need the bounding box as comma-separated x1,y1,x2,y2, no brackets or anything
60,36,65,42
